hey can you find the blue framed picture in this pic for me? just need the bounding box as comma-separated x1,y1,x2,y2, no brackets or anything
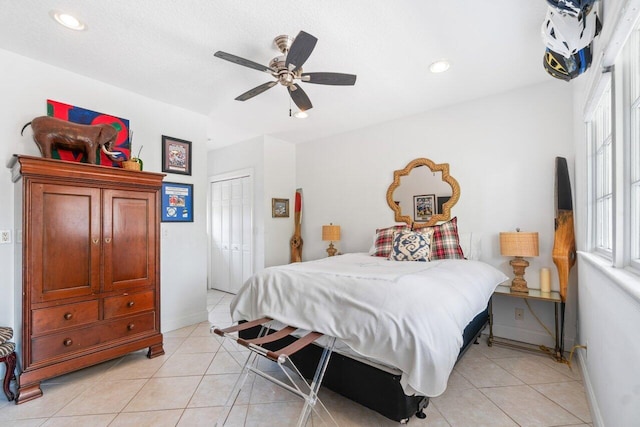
161,182,193,222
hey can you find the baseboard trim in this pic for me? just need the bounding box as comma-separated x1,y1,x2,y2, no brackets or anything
161,310,208,333
577,350,603,427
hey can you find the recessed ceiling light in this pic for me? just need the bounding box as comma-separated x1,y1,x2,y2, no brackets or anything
429,60,450,73
50,10,86,31
293,111,308,119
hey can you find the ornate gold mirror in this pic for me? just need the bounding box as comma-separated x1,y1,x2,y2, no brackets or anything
386,158,460,228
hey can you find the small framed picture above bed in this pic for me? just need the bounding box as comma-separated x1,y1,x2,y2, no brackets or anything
272,198,289,218
413,194,435,222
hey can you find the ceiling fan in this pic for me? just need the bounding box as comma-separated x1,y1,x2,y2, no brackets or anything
214,31,357,112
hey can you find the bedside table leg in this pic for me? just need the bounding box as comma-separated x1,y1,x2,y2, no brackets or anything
554,301,566,362
488,297,494,347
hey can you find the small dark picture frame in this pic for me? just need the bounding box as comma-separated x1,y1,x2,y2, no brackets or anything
162,182,194,222
437,196,451,215
413,194,435,222
162,135,192,175
272,198,289,218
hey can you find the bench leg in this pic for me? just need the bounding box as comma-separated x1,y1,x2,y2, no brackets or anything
1,351,16,401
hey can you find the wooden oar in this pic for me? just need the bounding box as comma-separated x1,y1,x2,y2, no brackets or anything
552,157,576,360
290,188,303,263
552,157,576,303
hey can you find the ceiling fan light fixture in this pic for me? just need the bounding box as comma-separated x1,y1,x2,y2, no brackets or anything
429,59,450,73
293,111,308,119
50,10,86,31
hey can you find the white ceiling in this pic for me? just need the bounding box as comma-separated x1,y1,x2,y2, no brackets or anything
0,1,551,150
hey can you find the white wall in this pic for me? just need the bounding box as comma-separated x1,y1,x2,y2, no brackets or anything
0,49,209,351
296,81,576,349
576,255,640,427
569,1,640,425
263,136,297,267
208,136,266,274
207,135,296,271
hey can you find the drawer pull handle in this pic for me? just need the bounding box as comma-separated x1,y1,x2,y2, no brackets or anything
105,237,112,244
64,312,73,320
92,238,99,244
127,323,135,331
127,301,135,308
63,338,73,347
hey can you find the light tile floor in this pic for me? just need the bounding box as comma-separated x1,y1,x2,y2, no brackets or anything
0,289,593,426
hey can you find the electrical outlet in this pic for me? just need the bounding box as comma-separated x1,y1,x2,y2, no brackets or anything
584,340,588,360
0,230,11,244
515,308,524,320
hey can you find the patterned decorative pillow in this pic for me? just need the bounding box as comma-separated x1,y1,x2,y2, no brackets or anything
0,327,12,345
371,225,411,257
419,217,465,260
0,341,15,357
389,230,434,261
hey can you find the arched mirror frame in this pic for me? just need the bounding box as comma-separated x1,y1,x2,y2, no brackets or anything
386,158,460,228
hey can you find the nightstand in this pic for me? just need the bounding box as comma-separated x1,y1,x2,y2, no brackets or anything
488,285,565,362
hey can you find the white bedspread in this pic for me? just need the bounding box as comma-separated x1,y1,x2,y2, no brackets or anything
230,253,508,397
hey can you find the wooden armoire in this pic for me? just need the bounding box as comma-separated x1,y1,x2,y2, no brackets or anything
10,155,165,403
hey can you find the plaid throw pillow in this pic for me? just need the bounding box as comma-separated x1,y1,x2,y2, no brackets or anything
371,225,411,257
420,217,465,260
389,230,434,261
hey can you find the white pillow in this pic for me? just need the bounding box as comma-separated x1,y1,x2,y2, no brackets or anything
458,232,481,260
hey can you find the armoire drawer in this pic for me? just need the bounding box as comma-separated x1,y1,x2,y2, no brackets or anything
103,290,155,319
32,300,99,336
31,312,157,363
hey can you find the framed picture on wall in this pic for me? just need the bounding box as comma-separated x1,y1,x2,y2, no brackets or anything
161,182,193,222
272,198,289,218
413,194,435,222
162,135,192,175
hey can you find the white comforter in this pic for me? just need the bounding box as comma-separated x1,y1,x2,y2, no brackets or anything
230,253,508,397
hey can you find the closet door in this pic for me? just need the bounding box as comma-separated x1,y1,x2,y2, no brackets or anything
241,177,252,285
210,180,230,292
210,176,252,294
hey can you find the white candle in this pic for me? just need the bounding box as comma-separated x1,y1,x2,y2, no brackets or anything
540,268,551,293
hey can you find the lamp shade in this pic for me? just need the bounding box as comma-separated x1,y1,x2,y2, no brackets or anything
322,224,341,241
499,232,539,257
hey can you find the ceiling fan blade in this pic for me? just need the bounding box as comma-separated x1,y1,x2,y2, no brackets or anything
235,81,277,101
214,51,275,73
285,31,317,71
301,72,357,86
288,84,313,111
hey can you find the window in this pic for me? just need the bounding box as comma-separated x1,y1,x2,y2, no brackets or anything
586,21,640,273
629,28,640,268
589,83,613,255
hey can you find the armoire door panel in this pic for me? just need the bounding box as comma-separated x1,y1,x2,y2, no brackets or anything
103,189,156,291
30,183,101,302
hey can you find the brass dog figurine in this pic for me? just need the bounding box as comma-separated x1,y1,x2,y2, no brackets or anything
21,116,124,164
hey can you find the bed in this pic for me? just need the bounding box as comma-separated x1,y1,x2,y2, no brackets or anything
230,224,508,423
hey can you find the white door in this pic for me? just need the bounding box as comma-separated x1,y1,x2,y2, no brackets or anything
210,175,252,293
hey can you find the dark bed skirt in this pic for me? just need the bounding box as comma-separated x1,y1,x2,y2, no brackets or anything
238,307,489,423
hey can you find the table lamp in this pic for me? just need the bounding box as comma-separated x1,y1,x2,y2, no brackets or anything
322,223,341,257
499,230,539,294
